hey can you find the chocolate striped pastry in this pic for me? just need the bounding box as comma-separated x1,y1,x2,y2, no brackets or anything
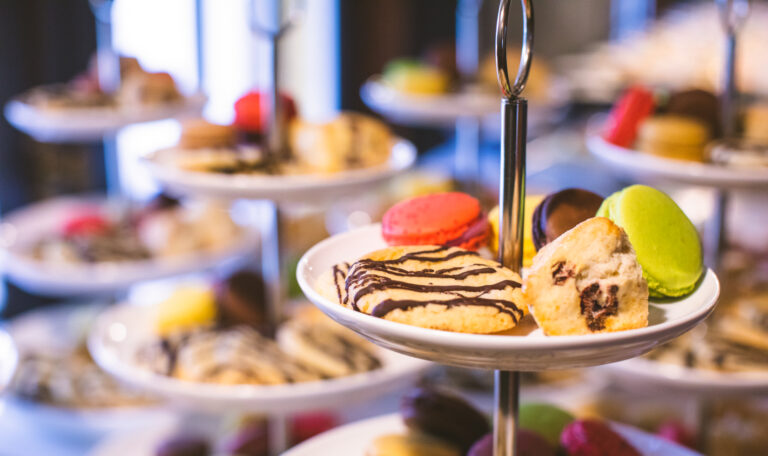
330,245,526,334
277,307,382,377
139,326,323,385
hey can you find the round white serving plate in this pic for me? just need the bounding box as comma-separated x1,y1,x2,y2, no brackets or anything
586,134,768,189
284,413,701,456
88,301,430,414
0,328,18,394
603,357,768,395
144,138,417,203
4,92,206,143
6,303,171,439
297,224,720,371
360,77,569,130
0,195,259,296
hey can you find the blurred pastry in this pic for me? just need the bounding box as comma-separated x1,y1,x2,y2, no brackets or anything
666,88,721,138
519,403,575,447
382,192,488,251
165,327,322,385
636,115,709,162
179,119,236,149
276,307,381,377
401,388,489,453
214,270,269,332
234,91,298,134
744,104,768,144
524,217,649,335
289,112,392,174
531,189,603,251
560,419,641,456
382,59,451,95
598,185,704,298
708,139,768,168
602,86,655,148
155,285,217,335
155,435,210,456
118,72,181,106
366,433,459,456
467,430,556,456
339,245,525,334
423,42,458,82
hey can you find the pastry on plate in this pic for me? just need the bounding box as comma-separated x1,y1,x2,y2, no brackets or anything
337,245,526,334
531,188,603,251
289,112,392,174
524,217,648,336
636,115,709,162
276,307,382,377
598,185,703,298
178,119,236,149
382,192,488,251
367,433,459,456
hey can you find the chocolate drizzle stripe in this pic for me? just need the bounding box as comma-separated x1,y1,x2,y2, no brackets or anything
351,277,521,303
371,297,524,322
359,246,479,266
347,263,497,282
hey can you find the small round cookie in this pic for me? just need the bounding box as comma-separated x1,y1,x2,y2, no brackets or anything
344,245,525,334
179,119,236,149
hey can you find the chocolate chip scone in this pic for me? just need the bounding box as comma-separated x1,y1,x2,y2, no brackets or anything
338,245,526,334
524,217,648,336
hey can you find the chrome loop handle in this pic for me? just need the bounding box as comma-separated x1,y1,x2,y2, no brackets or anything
495,0,534,99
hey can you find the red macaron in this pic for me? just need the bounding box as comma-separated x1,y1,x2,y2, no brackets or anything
382,192,488,251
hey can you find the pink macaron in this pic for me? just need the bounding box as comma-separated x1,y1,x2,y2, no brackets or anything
382,192,488,250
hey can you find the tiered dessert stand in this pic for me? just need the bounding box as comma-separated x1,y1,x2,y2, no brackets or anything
298,1,720,455
3,0,205,191
87,2,423,454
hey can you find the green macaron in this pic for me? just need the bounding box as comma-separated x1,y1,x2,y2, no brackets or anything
519,403,574,448
597,185,703,298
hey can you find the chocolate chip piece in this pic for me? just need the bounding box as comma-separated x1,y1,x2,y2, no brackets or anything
579,283,619,331
551,261,574,285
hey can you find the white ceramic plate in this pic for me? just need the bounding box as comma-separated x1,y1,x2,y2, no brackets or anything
6,303,171,439
586,134,768,188
0,195,259,295
0,328,18,394
284,413,701,456
144,138,417,203
88,301,430,414
360,77,569,131
603,357,768,395
4,92,206,143
297,224,720,371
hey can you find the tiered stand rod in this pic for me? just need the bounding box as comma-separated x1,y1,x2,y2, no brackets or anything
494,0,533,455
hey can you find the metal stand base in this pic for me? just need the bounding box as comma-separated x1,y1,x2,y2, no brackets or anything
494,371,520,455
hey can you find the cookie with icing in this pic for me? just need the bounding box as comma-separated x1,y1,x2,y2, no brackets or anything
523,217,648,336
334,245,526,334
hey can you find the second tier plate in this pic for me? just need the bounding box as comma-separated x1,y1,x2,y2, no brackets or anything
297,224,720,371
144,139,416,203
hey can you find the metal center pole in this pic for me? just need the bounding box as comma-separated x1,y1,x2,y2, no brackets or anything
493,1,532,454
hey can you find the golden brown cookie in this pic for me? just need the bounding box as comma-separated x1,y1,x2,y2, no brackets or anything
366,433,460,456
179,119,236,149
338,245,526,334
523,217,648,336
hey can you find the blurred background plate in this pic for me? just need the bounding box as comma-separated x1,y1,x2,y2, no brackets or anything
0,195,259,296
4,92,206,143
283,413,702,456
